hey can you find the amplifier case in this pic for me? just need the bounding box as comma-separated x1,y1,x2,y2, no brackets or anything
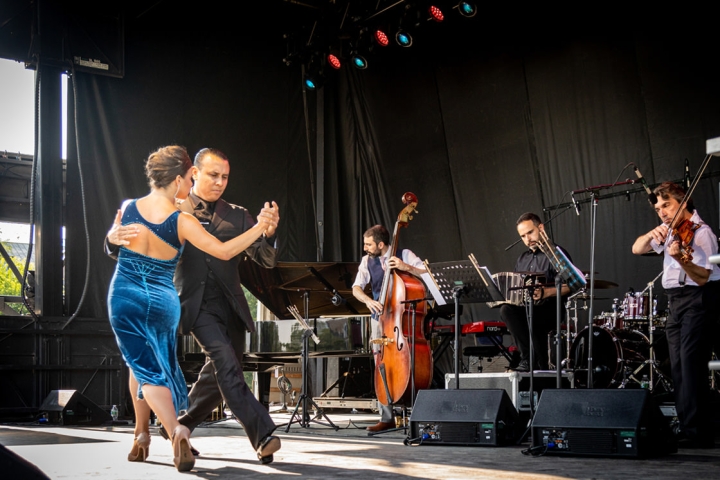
409,389,518,446
531,389,677,457
444,371,572,411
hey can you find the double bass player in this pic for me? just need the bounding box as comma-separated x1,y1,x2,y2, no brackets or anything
352,224,426,433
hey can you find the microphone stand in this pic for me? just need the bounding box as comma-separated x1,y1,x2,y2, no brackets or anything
555,273,563,388
587,192,598,388
570,177,642,388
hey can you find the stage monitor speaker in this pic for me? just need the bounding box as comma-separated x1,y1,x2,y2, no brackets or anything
39,390,112,426
409,389,519,446
531,389,677,457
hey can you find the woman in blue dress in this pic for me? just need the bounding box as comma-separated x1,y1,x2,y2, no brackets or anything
106,146,276,472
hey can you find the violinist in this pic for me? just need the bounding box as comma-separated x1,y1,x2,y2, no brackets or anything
632,181,720,448
352,224,425,433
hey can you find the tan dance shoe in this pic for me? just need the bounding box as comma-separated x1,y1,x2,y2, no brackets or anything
171,425,195,472
127,432,150,462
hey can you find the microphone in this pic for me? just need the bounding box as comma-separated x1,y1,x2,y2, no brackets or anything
684,159,691,190
570,192,581,216
331,292,346,307
634,166,657,205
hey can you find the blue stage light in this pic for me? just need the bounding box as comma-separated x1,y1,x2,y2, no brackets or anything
395,30,413,47
457,2,477,17
351,55,368,69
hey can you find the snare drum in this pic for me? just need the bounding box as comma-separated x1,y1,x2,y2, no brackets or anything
593,312,624,330
488,272,525,308
622,292,656,320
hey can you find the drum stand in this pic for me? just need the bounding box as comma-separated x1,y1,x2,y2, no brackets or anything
562,290,588,368
624,271,673,392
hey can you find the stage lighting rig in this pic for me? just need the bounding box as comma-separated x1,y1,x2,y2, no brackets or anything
455,1,477,18
327,53,342,69
350,52,368,69
428,5,444,22
395,29,413,47
302,53,326,90
373,28,390,46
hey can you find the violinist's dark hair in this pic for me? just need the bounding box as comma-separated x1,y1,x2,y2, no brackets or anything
653,181,694,213
364,225,390,246
145,146,192,189
516,212,542,226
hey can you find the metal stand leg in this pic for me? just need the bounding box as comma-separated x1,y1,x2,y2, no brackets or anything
284,293,338,431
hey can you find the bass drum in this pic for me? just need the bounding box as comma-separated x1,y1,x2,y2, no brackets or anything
571,326,649,388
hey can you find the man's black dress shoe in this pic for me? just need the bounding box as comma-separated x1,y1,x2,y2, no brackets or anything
257,435,281,464
510,359,530,372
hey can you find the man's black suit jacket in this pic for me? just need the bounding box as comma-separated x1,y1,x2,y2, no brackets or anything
105,196,277,336
174,196,277,335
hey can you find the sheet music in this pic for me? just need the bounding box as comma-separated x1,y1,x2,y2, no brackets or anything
422,260,446,305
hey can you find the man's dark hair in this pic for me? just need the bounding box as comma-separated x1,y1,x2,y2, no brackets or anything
363,225,390,245
194,148,229,168
516,212,542,226
653,181,694,213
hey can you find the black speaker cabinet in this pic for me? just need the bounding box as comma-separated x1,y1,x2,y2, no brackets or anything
531,389,677,457
409,389,519,446
39,390,112,426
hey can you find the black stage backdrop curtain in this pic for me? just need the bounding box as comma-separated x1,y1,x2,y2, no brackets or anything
64,5,720,325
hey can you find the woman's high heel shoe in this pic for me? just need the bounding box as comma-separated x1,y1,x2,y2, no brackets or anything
171,425,195,472
127,432,150,462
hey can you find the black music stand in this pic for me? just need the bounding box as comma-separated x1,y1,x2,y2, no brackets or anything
284,294,339,431
423,255,504,390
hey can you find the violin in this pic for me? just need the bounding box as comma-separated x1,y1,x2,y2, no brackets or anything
670,218,700,264
663,154,712,264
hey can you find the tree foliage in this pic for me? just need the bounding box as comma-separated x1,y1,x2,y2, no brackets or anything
0,243,30,315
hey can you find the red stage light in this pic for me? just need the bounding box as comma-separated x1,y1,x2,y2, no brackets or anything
429,5,444,22
374,29,390,47
327,54,341,70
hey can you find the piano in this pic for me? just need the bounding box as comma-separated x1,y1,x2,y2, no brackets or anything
238,259,375,405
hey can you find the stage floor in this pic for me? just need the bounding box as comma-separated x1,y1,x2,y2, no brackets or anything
2,409,718,479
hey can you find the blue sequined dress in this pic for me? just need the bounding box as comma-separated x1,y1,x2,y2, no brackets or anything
107,200,187,413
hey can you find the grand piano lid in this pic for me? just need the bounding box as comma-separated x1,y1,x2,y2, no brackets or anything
238,259,371,320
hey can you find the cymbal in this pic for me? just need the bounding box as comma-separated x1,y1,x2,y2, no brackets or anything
572,293,609,301
592,279,619,289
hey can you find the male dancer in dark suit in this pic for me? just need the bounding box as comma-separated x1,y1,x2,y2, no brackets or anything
108,148,281,463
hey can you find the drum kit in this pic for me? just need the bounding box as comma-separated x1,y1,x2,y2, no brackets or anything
489,268,673,392
561,279,672,392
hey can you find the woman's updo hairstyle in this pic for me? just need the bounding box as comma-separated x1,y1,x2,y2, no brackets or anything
145,145,193,189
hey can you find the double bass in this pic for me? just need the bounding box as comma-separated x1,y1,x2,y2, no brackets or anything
373,192,433,408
